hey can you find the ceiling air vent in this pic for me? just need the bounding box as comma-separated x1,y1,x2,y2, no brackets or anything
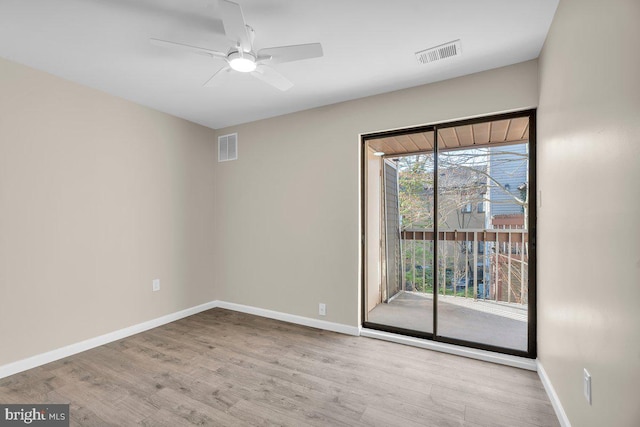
415,40,461,65
218,133,238,162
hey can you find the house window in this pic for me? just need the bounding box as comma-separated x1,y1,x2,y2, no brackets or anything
477,201,485,213
461,203,472,213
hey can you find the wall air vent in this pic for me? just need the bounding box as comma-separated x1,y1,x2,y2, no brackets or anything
218,133,238,162
415,40,461,65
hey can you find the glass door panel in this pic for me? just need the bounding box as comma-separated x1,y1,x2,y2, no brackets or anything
436,122,530,352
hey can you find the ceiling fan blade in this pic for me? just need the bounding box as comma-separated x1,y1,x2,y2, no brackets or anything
251,65,293,91
257,43,323,65
219,0,251,52
150,38,226,59
203,65,231,87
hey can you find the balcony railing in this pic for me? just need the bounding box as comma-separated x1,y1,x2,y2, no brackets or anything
400,228,528,304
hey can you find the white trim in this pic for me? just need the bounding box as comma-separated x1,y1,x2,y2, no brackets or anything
537,361,572,427
215,301,361,336
0,301,219,380
0,300,361,379
4,299,555,382
360,328,537,371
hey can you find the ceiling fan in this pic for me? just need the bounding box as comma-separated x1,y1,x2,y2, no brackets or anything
150,0,323,91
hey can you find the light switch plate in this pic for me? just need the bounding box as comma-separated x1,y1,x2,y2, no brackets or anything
538,190,543,208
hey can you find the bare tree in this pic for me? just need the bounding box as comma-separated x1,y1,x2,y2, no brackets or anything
396,145,529,298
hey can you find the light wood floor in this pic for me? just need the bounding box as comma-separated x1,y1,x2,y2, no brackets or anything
0,309,560,426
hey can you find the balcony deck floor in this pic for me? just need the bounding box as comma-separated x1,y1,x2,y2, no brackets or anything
367,291,528,351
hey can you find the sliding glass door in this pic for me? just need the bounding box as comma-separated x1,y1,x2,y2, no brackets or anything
362,110,536,358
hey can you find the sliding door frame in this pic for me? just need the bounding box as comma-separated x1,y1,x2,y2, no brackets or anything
360,109,537,359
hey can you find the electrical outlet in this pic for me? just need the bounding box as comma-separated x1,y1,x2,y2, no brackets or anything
319,303,326,316
152,279,160,292
583,368,592,405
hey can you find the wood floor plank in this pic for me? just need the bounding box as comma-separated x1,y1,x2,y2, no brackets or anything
464,403,558,427
226,398,316,427
143,386,240,427
177,327,468,423
0,308,560,426
187,310,545,402
433,384,559,426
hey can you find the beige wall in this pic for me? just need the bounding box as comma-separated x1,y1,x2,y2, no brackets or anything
0,58,217,365
537,0,640,425
0,55,540,368
213,59,539,327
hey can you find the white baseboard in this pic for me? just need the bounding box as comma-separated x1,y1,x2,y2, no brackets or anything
0,300,360,379
0,300,218,380
360,328,537,371
537,361,572,427
215,301,361,336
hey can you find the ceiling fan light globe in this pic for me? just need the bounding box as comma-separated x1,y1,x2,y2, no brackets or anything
229,54,257,73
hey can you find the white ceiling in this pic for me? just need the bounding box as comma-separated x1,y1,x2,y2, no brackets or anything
0,0,558,129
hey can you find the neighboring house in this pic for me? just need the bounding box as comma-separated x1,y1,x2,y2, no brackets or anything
437,165,488,293
438,165,487,230
398,147,531,296
398,161,487,230
487,143,528,227
484,144,529,301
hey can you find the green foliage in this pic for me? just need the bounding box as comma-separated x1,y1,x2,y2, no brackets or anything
398,155,434,229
